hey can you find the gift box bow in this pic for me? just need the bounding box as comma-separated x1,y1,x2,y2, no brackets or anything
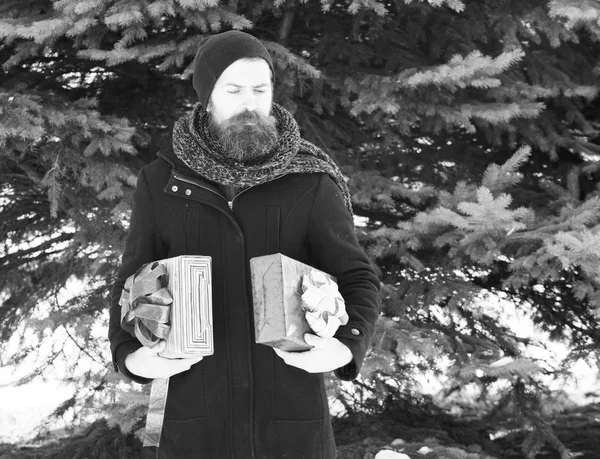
119,262,173,348
301,270,349,338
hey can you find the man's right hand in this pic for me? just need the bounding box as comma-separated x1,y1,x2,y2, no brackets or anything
124,340,203,379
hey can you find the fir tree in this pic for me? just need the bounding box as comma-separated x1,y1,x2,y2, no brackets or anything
1,0,599,457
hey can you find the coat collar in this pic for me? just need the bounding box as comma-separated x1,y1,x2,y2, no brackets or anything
158,149,229,207
158,149,202,178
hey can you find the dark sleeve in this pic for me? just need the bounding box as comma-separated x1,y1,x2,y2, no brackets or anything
306,175,381,381
108,168,168,384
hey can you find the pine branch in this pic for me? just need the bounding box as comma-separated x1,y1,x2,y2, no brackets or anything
481,145,531,192
0,232,74,270
64,326,105,366
403,0,465,12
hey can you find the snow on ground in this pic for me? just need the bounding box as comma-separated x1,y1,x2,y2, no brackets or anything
0,379,74,443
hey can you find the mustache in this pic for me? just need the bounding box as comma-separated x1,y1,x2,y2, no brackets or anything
228,110,268,125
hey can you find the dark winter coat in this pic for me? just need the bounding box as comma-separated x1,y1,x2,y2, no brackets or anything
108,149,380,459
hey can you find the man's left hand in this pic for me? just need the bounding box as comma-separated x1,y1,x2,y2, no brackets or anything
274,333,353,373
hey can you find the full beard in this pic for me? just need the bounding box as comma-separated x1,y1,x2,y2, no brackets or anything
209,110,278,165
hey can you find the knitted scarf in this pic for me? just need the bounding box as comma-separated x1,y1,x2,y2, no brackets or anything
172,103,353,214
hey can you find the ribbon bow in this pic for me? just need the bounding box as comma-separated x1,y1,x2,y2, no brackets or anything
119,262,173,348
300,270,349,338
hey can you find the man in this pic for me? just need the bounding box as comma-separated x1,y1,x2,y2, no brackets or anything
108,30,380,459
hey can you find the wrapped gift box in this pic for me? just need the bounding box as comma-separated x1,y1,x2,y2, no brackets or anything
120,255,213,359
250,253,339,351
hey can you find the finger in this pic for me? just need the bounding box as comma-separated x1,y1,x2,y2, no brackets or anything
148,340,166,354
186,356,204,366
304,333,323,347
274,348,312,370
165,355,203,365
274,349,300,367
273,348,288,360
167,358,197,374
172,355,204,361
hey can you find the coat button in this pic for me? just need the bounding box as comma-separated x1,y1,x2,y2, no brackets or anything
185,189,191,196
171,185,178,192
351,328,360,336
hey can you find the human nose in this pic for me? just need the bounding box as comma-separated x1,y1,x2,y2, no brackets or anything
241,91,258,111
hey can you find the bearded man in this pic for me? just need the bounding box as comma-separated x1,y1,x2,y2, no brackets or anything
108,30,380,459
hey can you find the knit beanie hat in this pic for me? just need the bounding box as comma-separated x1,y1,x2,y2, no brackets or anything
192,30,274,107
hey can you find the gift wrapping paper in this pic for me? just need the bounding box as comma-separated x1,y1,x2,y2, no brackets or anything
250,253,347,351
120,255,214,358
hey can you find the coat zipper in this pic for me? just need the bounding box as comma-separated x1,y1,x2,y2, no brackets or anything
173,173,286,211
229,174,286,209
229,186,252,210
172,171,276,458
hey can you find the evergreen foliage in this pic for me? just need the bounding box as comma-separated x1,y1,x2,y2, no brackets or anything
0,419,156,459
1,0,599,457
